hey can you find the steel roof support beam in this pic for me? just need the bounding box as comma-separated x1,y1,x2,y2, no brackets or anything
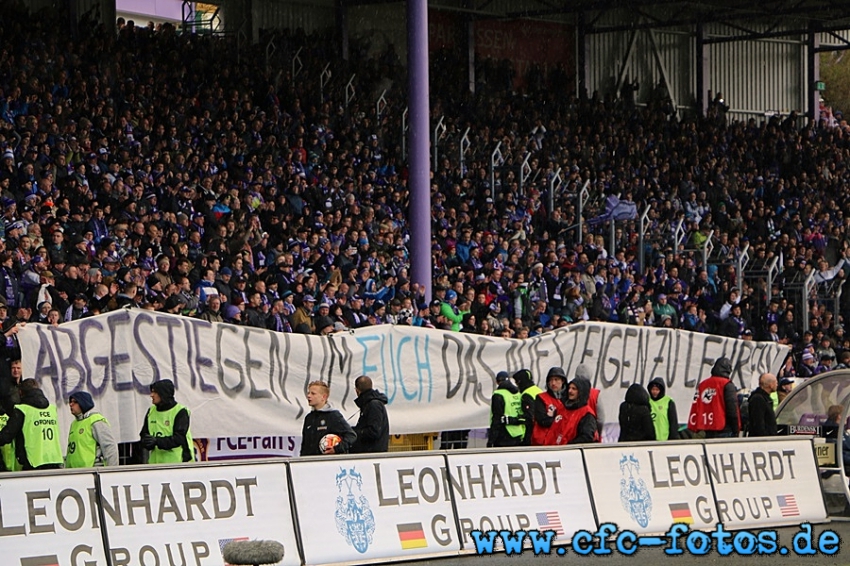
647,26,678,111
807,23,820,124
615,27,640,97
696,23,710,115
577,12,590,98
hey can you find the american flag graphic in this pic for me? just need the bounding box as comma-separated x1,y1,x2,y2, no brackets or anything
219,537,250,566
777,494,800,517
536,511,565,536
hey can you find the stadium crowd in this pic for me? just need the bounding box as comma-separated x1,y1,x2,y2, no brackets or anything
0,5,847,378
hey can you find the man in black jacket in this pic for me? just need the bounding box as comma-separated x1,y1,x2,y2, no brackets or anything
747,373,778,437
351,375,389,453
512,369,541,446
618,383,656,442
300,380,356,456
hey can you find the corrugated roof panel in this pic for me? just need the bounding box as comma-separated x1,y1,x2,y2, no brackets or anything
708,36,803,119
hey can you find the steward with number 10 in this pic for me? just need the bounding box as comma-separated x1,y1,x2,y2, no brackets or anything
0,378,63,469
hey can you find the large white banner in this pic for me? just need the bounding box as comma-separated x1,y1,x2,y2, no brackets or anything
289,454,461,564
0,472,108,566
98,462,300,566
583,442,719,535
18,310,788,444
704,438,827,529
446,448,596,547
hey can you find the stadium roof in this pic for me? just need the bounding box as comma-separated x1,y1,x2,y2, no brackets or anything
504,0,850,29
354,0,850,38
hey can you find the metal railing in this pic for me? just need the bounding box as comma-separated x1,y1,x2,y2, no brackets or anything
674,220,714,270
782,269,817,333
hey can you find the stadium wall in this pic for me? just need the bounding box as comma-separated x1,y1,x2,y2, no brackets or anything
206,0,819,121
584,11,809,122
704,22,806,124
584,13,695,115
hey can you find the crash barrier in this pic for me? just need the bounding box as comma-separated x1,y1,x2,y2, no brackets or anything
2,437,826,565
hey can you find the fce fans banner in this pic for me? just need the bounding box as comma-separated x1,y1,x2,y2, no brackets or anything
18,310,787,444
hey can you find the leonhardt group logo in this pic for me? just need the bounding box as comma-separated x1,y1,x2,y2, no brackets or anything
334,466,376,554
619,453,652,528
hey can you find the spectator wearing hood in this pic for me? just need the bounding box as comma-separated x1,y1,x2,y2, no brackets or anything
139,379,194,464
0,378,63,470
487,371,524,447
575,363,604,435
65,391,119,467
618,383,656,442
350,375,389,453
648,377,679,440
531,366,570,445
562,376,599,444
687,357,740,438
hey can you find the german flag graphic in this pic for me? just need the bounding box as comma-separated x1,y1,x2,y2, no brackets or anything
397,522,428,549
20,556,59,566
669,502,694,525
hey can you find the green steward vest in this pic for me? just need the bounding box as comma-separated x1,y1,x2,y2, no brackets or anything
0,413,20,471
649,396,672,441
147,403,195,464
66,413,108,468
16,404,62,468
523,385,544,400
493,389,524,438
770,391,779,411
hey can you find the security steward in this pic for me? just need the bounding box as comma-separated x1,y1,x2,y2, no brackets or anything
140,379,195,463
487,371,525,447
0,378,63,470
66,391,119,467
648,377,679,441
512,368,543,445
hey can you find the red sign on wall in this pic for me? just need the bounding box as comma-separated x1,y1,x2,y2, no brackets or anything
428,10,575,91
475,19,575,90
429,8,462,51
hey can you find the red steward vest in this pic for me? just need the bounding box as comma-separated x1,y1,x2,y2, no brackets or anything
532,391,569,446
561,404,594,444
587,388,601,442
688,376,740,432
588,388,599,416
